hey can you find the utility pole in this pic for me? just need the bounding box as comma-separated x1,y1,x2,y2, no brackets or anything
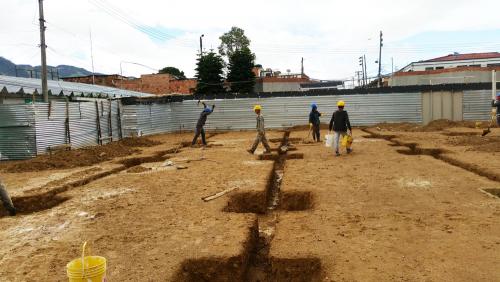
493,70,497,100
359,56,365,87
38,0,49,102
377,30,383,88
391,57,394,74
301,57,304,76
199,34,204,56
363,55,368,86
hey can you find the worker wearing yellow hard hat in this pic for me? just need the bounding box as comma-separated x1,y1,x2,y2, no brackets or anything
329,100,352,156
248,105,271,154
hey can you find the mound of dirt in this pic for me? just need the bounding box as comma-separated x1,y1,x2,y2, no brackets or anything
420,120,478,132
374,122,421,132
0,137,161,173
448,135,500,152
374,119,483,132
119,137,161,147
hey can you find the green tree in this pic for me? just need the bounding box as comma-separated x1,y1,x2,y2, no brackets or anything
218,26,250,60
195,51,225,94
227,47,256,93
158,66,186,79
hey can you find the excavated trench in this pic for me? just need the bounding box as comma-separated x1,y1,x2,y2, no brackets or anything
363,129,500,182
441,132,481,136
177,131,321,282
0,139,199,218
482,188,500,198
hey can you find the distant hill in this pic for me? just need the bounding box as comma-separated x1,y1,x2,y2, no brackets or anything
0,56,103,79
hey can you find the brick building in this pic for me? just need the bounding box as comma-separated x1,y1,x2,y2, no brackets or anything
62,74,127,88
63,73,196,95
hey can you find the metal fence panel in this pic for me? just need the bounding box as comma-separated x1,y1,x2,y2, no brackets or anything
463,90,493,121
70,102,99,148
34,103,68,155
0,105,36,160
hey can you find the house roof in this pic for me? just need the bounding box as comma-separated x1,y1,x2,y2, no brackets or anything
394,66,500,77
301,81,343,88
61,74,124,79
0,75,153,98
424,52,500,63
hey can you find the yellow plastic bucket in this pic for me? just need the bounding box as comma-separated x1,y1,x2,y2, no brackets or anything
341,135,353,148
67,242,107,282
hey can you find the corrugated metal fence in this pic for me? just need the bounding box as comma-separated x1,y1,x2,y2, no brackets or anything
463,90,493,121
0,100,122,160
122,92,423,135
0,104,36,160
0,90,494,160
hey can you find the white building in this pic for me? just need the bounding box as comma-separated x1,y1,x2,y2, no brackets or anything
400,52,500,72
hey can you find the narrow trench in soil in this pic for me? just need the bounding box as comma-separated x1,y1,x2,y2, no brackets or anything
362,128,500,183
0,139,197,218
245,131,290,281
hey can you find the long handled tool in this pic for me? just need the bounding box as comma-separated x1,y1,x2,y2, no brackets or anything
306,126,312,141
482,112,495,136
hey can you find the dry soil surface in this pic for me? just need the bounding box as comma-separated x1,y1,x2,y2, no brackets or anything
0,127,499,281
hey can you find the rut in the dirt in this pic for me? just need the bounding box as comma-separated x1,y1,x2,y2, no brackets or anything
175,131,321,282
245,131,290,281
362,128,500,182
0,140,200,218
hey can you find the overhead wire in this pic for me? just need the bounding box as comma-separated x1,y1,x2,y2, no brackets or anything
88,0,196,48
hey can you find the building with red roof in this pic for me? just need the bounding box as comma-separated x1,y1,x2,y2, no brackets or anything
390,52,500,86
400,52,500,72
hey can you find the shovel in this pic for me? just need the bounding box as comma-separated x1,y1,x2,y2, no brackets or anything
482,114,495,136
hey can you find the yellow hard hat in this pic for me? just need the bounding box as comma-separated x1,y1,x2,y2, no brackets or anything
253,105,262,111
337,100,345,107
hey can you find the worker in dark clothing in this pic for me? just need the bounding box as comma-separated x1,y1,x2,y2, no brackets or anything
493,92,500,127
309,103,322,142
329,100,352,156
0,179,16,216
192,101,215,146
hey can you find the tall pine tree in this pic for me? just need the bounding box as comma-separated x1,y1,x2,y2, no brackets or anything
227,47,256,93
195,51,225,95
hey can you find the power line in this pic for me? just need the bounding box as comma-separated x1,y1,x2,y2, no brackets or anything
88,0,196,48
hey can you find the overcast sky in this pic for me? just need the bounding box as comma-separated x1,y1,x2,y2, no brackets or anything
1,0,500,81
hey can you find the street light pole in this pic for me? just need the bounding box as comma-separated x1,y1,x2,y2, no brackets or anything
199,34,204,56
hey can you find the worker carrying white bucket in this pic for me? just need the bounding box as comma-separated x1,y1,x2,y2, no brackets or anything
247,105,271,154
0,178,16,216
328,100,353,157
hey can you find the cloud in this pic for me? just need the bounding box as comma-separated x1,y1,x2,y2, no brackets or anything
1,0,500,80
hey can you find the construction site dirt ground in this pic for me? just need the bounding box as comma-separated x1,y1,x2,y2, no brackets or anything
0,125,499,281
